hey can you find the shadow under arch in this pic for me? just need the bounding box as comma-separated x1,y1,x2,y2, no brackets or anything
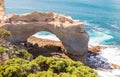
25,31,66,58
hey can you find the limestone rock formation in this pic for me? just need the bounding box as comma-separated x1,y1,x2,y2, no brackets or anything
1,11,89,56
0,0,5,24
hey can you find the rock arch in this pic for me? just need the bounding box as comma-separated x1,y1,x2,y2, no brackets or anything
1,12,89,56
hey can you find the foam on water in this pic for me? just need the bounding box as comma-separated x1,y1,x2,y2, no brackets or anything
33,32,60,41
84,21,114,45
111,24,119,30
100,47,120,66
89,31,113,45
96,69,120,77
83,21,120,77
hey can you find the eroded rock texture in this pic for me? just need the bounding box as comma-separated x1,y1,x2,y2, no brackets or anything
1,12,89,56
0,0,5,23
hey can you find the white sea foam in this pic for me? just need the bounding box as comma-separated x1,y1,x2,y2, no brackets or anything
33,33,60,41
111,24,119,30
83,21,91,26
96,69,120,77
91,46,120,77
84,21,120,76
100,47,120,66
83,21,113,45
89,31,113,46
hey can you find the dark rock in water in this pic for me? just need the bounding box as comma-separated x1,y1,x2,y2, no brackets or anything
87,51,112,69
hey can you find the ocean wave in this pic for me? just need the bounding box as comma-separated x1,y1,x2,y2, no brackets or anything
83,21,113,45
94,45,120,77
33,32,60,41
111,24,120,30
89,30,113,45
100,46,120,66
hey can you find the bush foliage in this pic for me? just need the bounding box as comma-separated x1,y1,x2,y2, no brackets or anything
0,28,11,36
0,56,99,77
0,46,8,54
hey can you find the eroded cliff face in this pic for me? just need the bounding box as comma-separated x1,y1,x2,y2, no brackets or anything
1,12,89,56
0,0,5,24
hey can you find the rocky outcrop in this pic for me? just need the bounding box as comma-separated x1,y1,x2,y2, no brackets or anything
1,11,89,56
0,0,5,24
0,52,9,64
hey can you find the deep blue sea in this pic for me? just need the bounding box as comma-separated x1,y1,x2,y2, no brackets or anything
5,0,120,45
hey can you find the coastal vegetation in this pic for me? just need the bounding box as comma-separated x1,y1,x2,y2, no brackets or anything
0,29,99,77
0,46,7,54
0,54,99,77
0,28,11,36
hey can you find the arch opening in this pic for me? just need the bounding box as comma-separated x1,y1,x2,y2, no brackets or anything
25,31,65,59
33,31,60,41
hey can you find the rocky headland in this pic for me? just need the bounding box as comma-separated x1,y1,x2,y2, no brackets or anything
0,1,119,68
1,1,120,77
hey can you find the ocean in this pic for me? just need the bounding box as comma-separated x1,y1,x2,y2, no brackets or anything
5,0,120,45
5,0,120,77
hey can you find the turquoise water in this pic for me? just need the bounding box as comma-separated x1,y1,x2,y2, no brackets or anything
5,0,120,45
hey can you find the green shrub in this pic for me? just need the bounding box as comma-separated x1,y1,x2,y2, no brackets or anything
1,65,25,77
0,28,11,36
28,71,58,77
0,56,99,77
0,58,30,77
5,58,29,65
0,46,8,54
22,62,39,74
32,56,99,77
17,49,33,60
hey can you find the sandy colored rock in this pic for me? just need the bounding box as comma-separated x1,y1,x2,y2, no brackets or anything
0,52,9,64
1,11,89,56
28,36,63,48
27,36,65,53
0,0,5,24
89,45,107,54
27,36,87,62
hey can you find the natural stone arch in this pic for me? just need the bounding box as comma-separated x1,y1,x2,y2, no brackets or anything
1,12,89,56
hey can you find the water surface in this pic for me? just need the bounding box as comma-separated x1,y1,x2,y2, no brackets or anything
5,0,120,45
